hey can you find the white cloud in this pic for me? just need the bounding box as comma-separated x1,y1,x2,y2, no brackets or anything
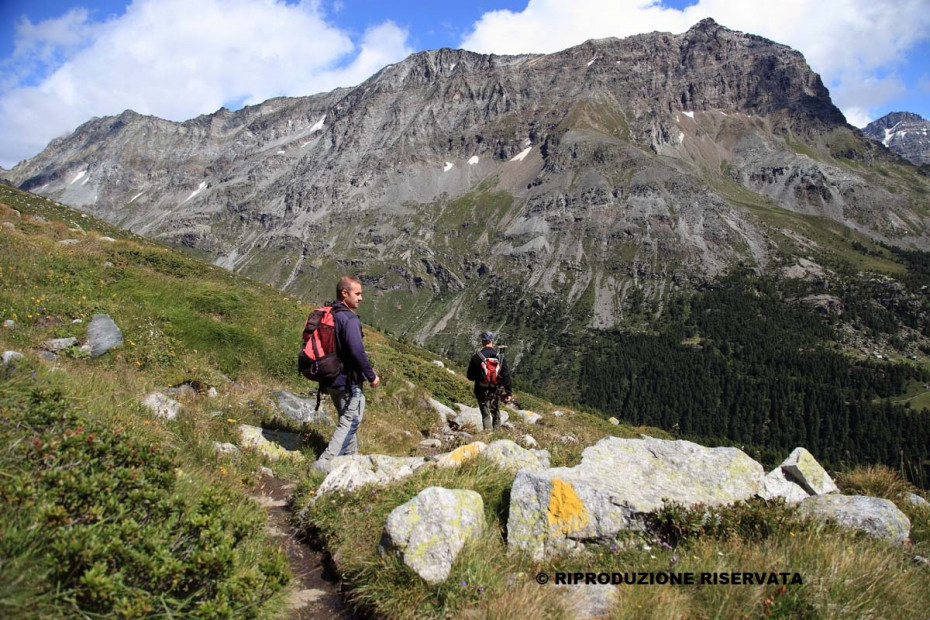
0,0,413,168
460,0,930,129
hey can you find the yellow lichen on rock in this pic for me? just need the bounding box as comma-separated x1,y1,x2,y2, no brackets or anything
547,478,589,535
450,443,482,464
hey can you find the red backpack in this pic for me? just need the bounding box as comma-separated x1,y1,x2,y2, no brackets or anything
476,351,501,387
298,305,347,382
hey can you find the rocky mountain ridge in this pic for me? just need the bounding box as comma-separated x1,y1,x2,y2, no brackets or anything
3,18,929,358
864,111,930,166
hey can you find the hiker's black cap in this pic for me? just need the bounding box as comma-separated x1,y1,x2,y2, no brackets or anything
480,331,494,343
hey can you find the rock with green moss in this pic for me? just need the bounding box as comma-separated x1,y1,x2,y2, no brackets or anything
780,447,838,495
238,424,304,461
508,436,765,560
379,487,485,584
483,439,545,473
799,495,910,543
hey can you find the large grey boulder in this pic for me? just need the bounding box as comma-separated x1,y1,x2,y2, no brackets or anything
141,392,182,420
380,487,485,584
274,390,333,425
483,439,545,473
799,495,911,543
760,467,810,504
508,436,765,560
780,447,838,495
86,314,122,357
313,454,432,496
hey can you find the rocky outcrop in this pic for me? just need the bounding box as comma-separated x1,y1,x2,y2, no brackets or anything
508,436,764,560
379,487,485,584
799,495,911,543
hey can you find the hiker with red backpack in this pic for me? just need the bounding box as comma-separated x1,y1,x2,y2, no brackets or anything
302,275,380,470
466,331,512,431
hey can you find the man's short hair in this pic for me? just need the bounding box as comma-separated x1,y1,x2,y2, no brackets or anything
336,275,362,300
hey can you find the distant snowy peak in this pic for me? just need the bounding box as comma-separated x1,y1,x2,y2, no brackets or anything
864,112,930,166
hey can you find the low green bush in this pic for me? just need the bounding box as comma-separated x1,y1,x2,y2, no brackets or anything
0,383,289,618
647,497,809,547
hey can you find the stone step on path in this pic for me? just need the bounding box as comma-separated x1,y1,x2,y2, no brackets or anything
249,475,358,620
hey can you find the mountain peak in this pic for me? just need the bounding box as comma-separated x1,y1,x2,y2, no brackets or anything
863,111,930,165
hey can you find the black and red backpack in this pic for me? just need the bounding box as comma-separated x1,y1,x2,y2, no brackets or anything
298,305,347,382
476,351,501,387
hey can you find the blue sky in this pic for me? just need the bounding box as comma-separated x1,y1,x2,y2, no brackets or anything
1,0,928,168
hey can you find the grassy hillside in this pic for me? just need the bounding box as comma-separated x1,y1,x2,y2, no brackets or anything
2,184,929,619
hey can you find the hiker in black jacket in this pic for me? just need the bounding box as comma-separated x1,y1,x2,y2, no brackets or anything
466,331,512,431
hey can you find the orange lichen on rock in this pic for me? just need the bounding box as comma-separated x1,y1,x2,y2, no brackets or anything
547,478,589,535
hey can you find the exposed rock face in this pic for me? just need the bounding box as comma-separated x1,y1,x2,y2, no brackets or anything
508,436,764,560
4,20,928,358
799,494,911,543
379,487,485,584
864,112,930,166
